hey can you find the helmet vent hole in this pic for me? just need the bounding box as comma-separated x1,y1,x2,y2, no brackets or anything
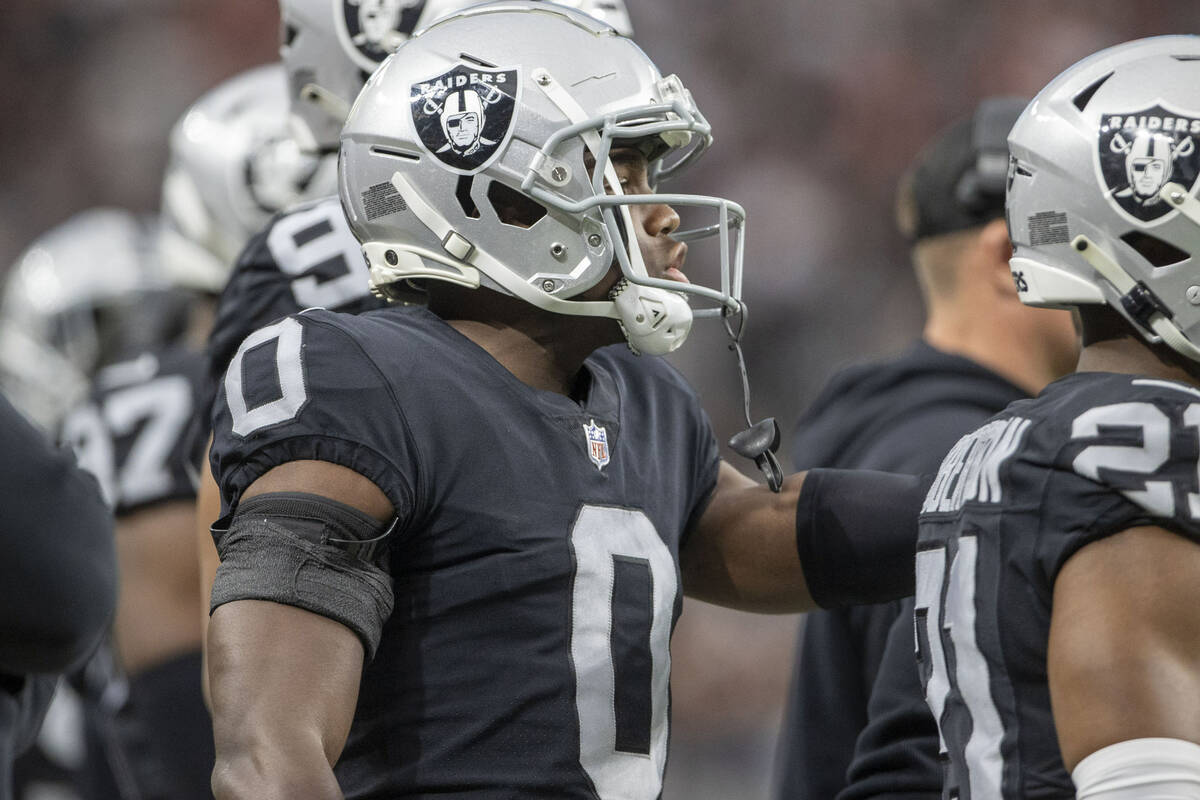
369,145,420,162
488,181,547,229
1072,72,1113,112
283,24,299,47
459,53,498,69
456,175,481,219
1121,231,1190,268
1172,55,1200,62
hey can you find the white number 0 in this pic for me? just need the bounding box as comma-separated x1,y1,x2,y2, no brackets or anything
569,505,675,799
225,317,307,437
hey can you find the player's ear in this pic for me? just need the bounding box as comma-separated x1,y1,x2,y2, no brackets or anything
979,218,1018,298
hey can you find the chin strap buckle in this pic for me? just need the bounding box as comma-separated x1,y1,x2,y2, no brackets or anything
729,418,783,493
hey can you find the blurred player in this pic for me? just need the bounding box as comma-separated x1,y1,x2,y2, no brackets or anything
36,64,333,800
200,4,906,796
0,391,116,800
911,36,1200,799
775,99,1079,800
0,209,177,800
0,209,175,434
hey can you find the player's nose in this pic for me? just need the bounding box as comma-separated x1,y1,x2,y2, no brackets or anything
642,201,680,238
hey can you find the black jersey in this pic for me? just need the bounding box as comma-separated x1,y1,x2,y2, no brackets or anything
203,195,386,414
60,345,204,514
209,305,720,799
916,372,1200,799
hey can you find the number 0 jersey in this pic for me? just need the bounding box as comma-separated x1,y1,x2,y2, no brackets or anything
209,305,720,799
916,371,1200,799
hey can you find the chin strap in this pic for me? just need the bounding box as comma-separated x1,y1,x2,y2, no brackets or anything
1072,233,1200,362
721,305,783,492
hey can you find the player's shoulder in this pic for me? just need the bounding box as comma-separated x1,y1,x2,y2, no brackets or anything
246,195,343,253
1012,371,1200,461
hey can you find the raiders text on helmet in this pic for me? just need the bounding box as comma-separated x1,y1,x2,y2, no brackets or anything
1007,35,1200,361
160,63,338,293
339,1,744,356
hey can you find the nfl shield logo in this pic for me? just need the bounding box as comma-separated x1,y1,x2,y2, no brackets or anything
583,419,610,471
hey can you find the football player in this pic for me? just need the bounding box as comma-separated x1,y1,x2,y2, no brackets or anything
776,99,1079,800
191,0,637,690
0,209,172,800
47,64,332,800
203,4,917,797
0,209,174,434
0,391,115,800
911,36,1200,799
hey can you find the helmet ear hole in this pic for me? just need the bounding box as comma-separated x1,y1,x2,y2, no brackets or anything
1120,231,1191,268
487,181,547,229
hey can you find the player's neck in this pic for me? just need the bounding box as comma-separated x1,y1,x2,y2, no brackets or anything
429,286,622,397
924,311,1057,396
1076,337,1200,388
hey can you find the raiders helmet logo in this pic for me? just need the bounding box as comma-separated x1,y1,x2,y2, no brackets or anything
1098,104,1200,224
410,64,520,174
335,0,427,72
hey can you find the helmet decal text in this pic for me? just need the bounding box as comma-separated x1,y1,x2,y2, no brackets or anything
1098,104,1200,223
410,63,520,174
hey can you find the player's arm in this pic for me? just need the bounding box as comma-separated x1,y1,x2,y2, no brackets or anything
196,436,222,708
208,460,394,800
0,395,116,675
1048,524,1200,798
680,462,927,612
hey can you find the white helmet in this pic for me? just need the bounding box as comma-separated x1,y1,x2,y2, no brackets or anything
1008,35,1200,361
0,209,167,431
159,63,337,293
339,1,744,355
280,0,633,153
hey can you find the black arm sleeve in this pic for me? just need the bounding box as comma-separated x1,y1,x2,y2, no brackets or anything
795,469,930,609
0,395,116,674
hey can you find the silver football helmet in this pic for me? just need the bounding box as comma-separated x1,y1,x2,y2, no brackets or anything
279,0,633,154
1008,35,1200,361
339,1,744,355
160,63,337,293
0,209,167,431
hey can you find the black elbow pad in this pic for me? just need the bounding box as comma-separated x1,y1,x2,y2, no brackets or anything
795,469,932,608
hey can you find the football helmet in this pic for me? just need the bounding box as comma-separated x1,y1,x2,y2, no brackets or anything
0,209,169,430
339,1,744,355
279,0,633,153
1007,35,1200,361
160,63,337,293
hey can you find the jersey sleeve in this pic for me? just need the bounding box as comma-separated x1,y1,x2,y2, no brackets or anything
201,198,388,432
209,310,417,522
1033,386,1200,583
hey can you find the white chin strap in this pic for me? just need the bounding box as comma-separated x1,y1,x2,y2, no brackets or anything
1072,231,1200,363
609,279,692,355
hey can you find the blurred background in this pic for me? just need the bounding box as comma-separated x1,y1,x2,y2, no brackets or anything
0,1,1196,797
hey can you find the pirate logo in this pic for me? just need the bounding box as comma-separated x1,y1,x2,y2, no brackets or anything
1098,104,1200,223
410,63,519,174
335,0,427,72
